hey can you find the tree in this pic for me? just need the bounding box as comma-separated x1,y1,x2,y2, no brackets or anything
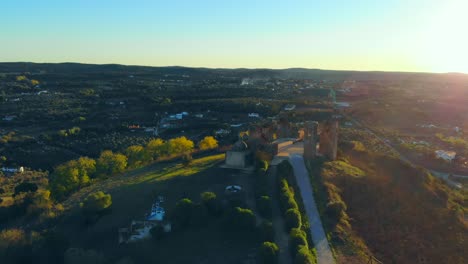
198,136,218,150
200,192,221,216
229,207,256,230
258,241,279,264
80,191,112,214
172,198,194,228
167,136,194,155
125,145,146,168
50,157,96,200
146,138,167,160
30,79,40,86
96,150,127,177
285,208,302,230
50,165,80,200
75,157,96,182
26,190,55,219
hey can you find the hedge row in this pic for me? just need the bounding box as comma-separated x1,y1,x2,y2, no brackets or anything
277,161,317,264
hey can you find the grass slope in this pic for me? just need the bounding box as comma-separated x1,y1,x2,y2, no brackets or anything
58,154,259,263
327,146,467,264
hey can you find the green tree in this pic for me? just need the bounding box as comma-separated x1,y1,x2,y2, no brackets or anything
96,150,127,177
198,136,218,150
80,191,112,214
229,207,256,230
50,165,80,200
167,136,194,155
50,157,96,199
125,145,147,168
258,241,279,264
201,191,221,216
146,138,167,160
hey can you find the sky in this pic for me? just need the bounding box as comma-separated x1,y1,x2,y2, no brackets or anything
1,0,468,73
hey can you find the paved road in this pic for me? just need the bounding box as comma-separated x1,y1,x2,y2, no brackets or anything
289,154,335,264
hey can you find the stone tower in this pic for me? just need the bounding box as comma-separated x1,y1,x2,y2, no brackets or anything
303,121,319,160
319,119,338,160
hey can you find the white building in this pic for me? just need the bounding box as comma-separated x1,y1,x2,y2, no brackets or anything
284,104,296,111
248,113,259,118
435,150,456,162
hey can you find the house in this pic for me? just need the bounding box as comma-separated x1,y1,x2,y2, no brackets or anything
435,150,457,162
1,167,24,174
334,102,351,108
118,196,171,244
215,129,230,136
284,104,296,111
2,116,16,121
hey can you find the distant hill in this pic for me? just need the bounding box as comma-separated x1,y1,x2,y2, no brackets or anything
1,62,467,82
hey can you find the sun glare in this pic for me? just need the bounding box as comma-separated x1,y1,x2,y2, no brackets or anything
418,0,468,73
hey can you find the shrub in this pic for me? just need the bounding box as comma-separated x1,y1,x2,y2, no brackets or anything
256,159,269,172
294,245,316,264
285,208,302,230
279,179,298,211
80,191,112,214
257,196,272,219
201,192,221,216
258,241,279,264
172,198,194,228
289,228,308,258
260,220,274,241
228,207,256,230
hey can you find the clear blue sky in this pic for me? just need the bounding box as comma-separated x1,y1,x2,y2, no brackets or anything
1,0,467,72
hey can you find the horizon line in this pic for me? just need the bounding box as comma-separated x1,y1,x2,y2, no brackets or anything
1,61,468,76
